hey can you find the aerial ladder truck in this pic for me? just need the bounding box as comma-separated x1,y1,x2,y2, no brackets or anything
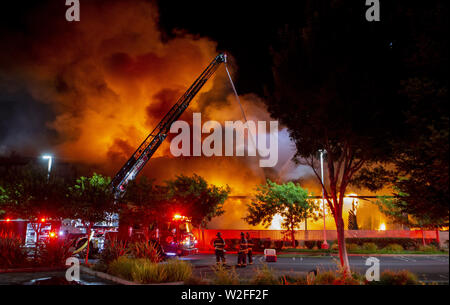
105,53,228,256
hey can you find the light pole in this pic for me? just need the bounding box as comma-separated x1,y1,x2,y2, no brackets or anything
319,149,328,249
42,155,53,180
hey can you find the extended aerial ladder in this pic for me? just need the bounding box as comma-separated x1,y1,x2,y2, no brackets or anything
111,53,227,197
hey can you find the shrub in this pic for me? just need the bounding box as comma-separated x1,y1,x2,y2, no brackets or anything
38,239,73,267
378,270,418,285
345,238,419,249
108,256,135,281
212,264,239,285
346,243,361,251
99,238,129,264
418,244,437,252
128,241,163,262
383,243,404,252
312,270,336,285
0,232,29,268
274,241,283,251
108,257,193,283
163,259,193,282
309,268,363,285
362,242,378,252
250,264,280,285
279,274,307,285
305,240,322,249
131,259,167,283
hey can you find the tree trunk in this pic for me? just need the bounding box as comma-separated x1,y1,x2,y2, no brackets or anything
335,214,350,274
304,217,309,242
435,228,440,248
291,226,296,248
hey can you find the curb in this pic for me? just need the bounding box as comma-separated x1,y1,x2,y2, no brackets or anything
278,252,449,257
79,266,184,285
80,266,137,285
0,267,66,274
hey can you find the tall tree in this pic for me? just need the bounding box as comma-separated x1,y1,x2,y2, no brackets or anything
119,177,163,238
65,173,116,264
164,174,230,228
245,180,320,247
265,1,402,272
352,1,449,228
0,163,68,256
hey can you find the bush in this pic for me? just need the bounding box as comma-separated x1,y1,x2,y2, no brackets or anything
212,264,239,285
99,238,129,264
163,259,193,282
279,274,307,285
362,242,378,252
313,270,337,285
309,268,363,285
378,270,418,285
250,264,280,285
128,241,163,262
304,240,320,249
38,239,73,267
418,244,437,252
0,232,29,268
346,243,361,251
345,238,419,249
383,243,404,252
108,257,192,283
131,259,167,283
108,256,135,281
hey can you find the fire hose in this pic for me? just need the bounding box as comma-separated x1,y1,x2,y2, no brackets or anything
72,231,95,255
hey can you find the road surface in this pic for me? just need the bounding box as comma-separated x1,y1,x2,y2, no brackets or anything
182,253,449,283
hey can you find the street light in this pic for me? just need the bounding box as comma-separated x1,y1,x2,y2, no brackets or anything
319,149,329,249
42,155,53,179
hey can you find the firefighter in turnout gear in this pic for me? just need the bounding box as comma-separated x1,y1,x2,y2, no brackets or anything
237,232,248,267
246,232,253,265
213,232,226,264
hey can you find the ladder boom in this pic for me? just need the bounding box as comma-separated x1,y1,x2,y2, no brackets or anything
111,53,227,196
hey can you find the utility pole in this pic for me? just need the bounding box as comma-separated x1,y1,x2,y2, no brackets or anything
319,149,329,249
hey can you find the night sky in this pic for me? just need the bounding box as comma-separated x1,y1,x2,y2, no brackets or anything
0,0,447,161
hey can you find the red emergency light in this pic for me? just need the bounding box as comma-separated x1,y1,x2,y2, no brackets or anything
6,218,11,222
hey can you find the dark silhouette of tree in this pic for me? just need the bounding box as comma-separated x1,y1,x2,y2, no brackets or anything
65,173,116,264
163,174,230,228
265,1,404,272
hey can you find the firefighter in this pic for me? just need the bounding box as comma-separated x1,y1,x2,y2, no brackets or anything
213,232,226,265
246,232,253,265
237,232,248,267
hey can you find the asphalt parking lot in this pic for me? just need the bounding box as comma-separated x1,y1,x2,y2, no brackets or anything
182,253,449,283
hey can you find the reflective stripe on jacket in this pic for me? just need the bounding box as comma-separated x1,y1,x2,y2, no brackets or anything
214,237,225,250
239,238,248,252
247,239,254,250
